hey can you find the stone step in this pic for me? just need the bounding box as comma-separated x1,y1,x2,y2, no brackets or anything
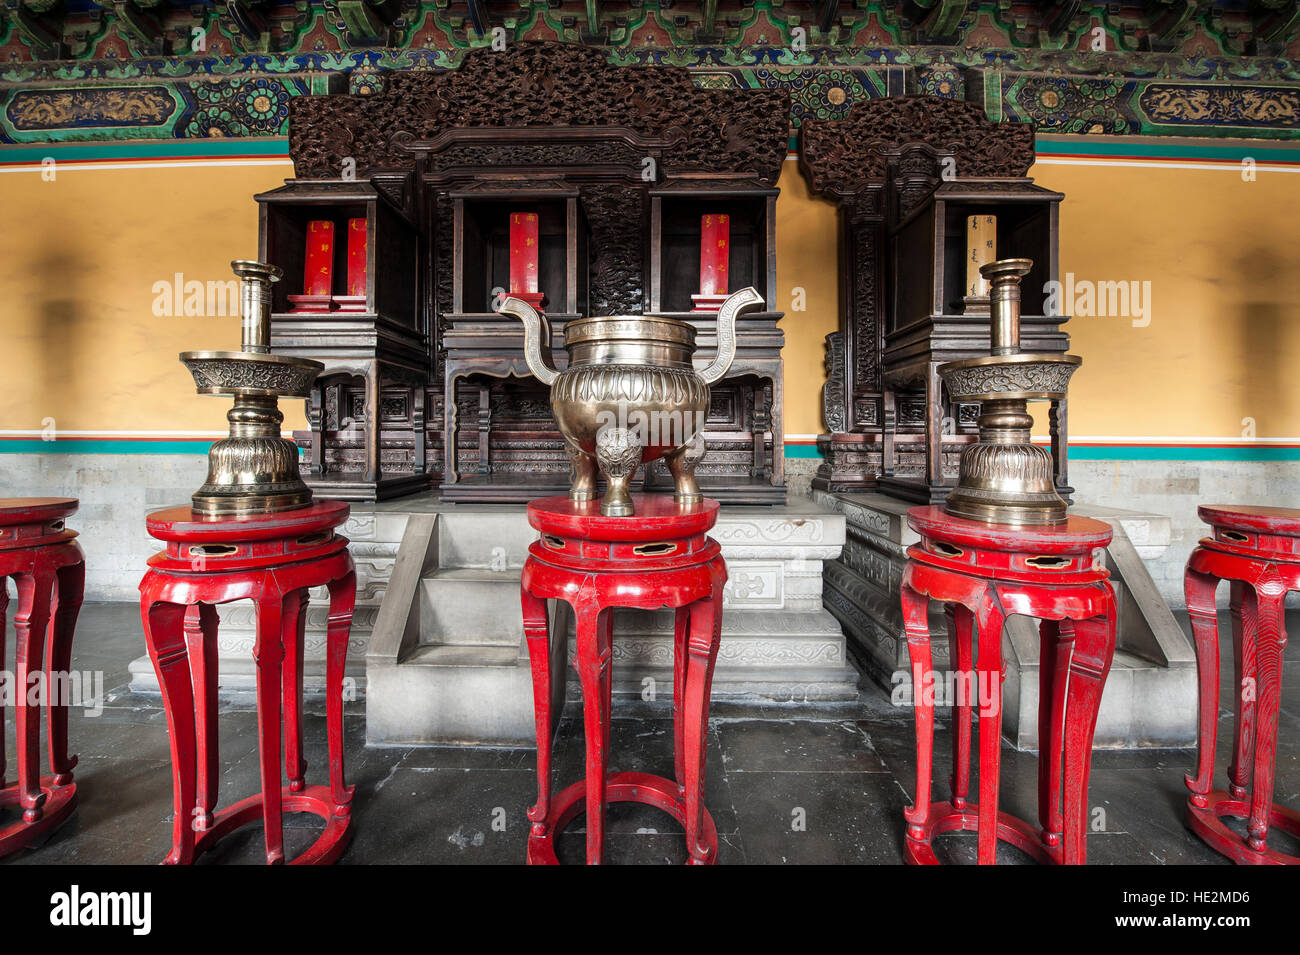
419,569,524,647
403,644,522,668
435,509,534,570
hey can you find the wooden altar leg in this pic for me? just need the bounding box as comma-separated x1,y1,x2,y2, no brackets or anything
1038,619,1074,848
901,579,934,835
307,385,324,475
682,584,722,864
282,590,308,793
476,382,491,475
185,603,220,831
1228,581,1258,802
974,591,1006,865
364,363,381,485
672,604,690,792
1183,565,1221,803
1061,605,1116,864
142,598,197,865
443,375,459,486
946,604,972,811
325,570,356,811
924,364,944,496
47,557,84,785
12,572,51,823
254,596,286,865
413,385,427,475
521,585,552,835
574,603,613,865
1247,588,1287,853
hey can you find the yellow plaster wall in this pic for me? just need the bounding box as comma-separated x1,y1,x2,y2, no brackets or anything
3,150,1298,442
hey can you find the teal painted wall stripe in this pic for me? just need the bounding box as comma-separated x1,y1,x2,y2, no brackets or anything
0,440,214,454
1035,138,1300,162
8,136,1298,166
1068,445,1300,462
0,139,290,163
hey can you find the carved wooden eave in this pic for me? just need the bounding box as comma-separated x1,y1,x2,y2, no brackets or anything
288,42,791,185
797,94,1037,201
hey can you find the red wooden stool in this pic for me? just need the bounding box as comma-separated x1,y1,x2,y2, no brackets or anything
0,498,84,855
139,501,356,865
899,506,1116,865
1184,504,1300,865
520,495,727,865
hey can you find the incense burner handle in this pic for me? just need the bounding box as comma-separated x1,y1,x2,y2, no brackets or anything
497,295,558,387
699,286,764,386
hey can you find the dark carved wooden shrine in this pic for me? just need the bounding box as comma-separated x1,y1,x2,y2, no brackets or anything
799,96,1072,504
259,42,790,503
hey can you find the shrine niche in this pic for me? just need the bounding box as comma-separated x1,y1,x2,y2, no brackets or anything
266,42,790,503
799,95,1073,505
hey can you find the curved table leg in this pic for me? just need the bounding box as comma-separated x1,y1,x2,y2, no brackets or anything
682,575,723,865
142,596,198,865
13,571,51,823
901,579,934,837
947,605,972,812
254,596,286,865
325,569,356,812
283,589,308,794
974,589,1006,865
1247,586,1287,853
186,603,220,831
672,604,690,793
47,556,84,786
1038,618,1074,848
521,583,552,836
1183,564,1220,802
574,602,613,865
1228,580,1258,802
1061,596,1117,864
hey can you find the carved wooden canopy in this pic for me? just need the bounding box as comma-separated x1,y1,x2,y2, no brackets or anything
798,95,1036,202
289,42,791,183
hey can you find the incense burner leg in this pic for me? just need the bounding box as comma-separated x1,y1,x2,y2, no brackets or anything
595,428,641,518
668,433,706,506
564,443,598,503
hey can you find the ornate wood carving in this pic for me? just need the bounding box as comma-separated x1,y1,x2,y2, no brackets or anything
289,42,789,183
801,95,1040,495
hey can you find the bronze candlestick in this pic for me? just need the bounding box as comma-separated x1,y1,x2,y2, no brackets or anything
179,260,323,517
938,258,1081,526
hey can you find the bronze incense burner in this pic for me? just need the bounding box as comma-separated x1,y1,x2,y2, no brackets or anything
497,287,764,516
179,260,324,517
938,259,1081,526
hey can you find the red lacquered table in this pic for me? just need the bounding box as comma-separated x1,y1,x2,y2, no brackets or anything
900,506,1116,865
1184,504,1300,864
139,501,356,865
521,495,727,865
0,498,84,855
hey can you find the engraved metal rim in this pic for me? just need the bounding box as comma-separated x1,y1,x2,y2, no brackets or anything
563,314,696,346
938,352,1082,401
179,350,324,397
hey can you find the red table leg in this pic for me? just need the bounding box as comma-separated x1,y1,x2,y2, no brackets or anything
1060,608,1116,864
1247,586,1287,853
574,602,613,865
521,586,552,836
283,590,308,794
946,605,972,812
185,603,220,832
974,589,1006,866
1229,581,1258,802
14,572,52,824
901,578,934,844
672,604,689,793
1183,567,1220,804
1037,618,1073,848
254,595,286,865
326,569,356,813
46,558,84,787
142,598,199,865
682,578,723,865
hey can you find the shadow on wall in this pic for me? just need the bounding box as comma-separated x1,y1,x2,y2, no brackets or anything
33,238,87,436
1235,244,1297,438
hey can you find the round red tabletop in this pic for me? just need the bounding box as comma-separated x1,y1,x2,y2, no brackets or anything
1197,504,1300,538
146,500,350,544
907,505,1112,554
0,497,78,527
527,495,719,542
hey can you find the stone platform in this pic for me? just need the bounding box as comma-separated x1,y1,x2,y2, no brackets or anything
133,496,857,746
813,490,1197,749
